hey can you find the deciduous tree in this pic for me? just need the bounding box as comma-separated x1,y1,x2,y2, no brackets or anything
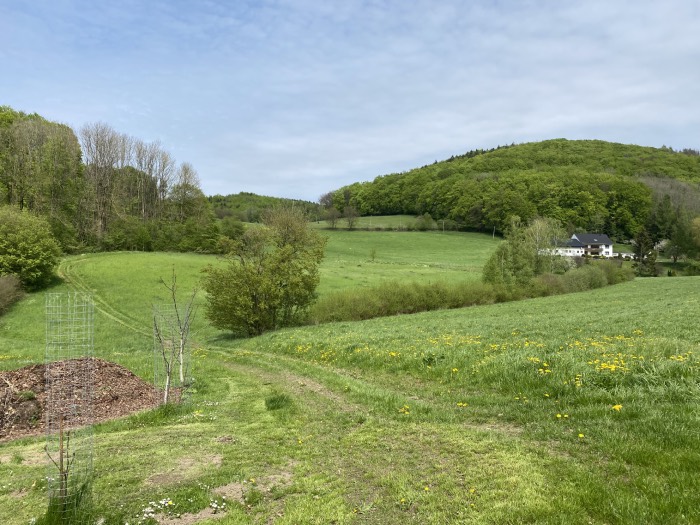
202,207,326,336
482,216,566,285
344,205,359,230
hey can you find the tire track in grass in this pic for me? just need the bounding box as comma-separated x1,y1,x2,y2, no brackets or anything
206,344,525,440
206,345,370,410
58,257,151,337
206,344,447,422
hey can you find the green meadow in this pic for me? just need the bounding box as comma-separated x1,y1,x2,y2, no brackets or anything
1,230,699,524
319,229,499,293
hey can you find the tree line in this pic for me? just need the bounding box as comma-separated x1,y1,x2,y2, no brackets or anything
0,106,218,253
208,192,322,223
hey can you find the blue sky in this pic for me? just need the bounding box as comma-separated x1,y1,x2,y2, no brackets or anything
2,1,699,201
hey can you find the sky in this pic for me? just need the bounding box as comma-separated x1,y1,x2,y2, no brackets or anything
2,1,699,201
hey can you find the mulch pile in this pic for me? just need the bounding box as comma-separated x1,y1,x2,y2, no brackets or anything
1,357,160,441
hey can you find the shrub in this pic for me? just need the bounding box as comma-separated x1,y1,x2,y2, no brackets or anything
0,207,61,289
596,259,635,284
684,261,700,276
309,280,498,324
0,274,24,315
557,265,607,292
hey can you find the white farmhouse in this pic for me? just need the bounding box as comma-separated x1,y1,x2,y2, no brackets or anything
553,233,614,258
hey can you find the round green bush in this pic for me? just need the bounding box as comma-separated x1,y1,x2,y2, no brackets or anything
0,206,61,289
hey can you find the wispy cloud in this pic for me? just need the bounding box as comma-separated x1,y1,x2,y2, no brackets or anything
2,0,699,200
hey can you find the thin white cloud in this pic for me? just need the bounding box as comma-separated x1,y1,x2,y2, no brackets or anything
1,0,699,201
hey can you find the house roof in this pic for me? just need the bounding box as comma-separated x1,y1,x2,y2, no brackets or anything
572,233,613,246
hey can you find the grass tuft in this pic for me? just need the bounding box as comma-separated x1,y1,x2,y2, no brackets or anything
265,392,293,411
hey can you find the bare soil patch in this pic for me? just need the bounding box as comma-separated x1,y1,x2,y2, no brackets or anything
1,357,160,441
155,465,295,525
146,455,224,486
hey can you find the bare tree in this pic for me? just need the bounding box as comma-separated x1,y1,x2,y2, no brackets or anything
153,148,175,218
133,139,160,220
318,191,335,209
344,205,359,230
153,269,197,404
80,122,120,236
176,161,200,188
115,132,134,170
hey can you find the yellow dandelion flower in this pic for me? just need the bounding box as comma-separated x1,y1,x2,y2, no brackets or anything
612,404,622,411
578,433,585,439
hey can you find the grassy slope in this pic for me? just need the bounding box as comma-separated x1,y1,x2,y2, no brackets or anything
0,246,698,523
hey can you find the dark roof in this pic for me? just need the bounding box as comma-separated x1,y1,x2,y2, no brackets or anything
563,239,584,248
572,233,613,245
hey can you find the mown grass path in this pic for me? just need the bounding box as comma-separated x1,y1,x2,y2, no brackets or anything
59,255,152,337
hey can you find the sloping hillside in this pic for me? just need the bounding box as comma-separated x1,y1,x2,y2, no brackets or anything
2,251,699,524
332,139,700,238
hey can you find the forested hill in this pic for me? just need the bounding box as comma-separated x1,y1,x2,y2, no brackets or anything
329,139,700,240
208,192,322,222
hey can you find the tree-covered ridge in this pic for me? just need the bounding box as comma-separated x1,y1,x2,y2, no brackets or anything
330,139,700,239
0,105,218,253
437,139,700,180
209,192,322,222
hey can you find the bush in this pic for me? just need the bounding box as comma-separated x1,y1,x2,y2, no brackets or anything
0,274,24,315
202,207,326,336
0,207,61,289
309,280,498,324
684,261,700,276
596,259,635,284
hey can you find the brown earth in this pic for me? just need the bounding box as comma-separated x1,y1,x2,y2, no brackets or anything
1,357,160,441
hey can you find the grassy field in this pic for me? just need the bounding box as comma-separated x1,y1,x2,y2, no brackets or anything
311,215,422,231
319,230,498,293
1,235,699,523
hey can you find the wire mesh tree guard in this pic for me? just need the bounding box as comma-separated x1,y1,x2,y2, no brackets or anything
44,292,95,520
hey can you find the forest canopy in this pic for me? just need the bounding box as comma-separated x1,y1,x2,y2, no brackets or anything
327,139,700,240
